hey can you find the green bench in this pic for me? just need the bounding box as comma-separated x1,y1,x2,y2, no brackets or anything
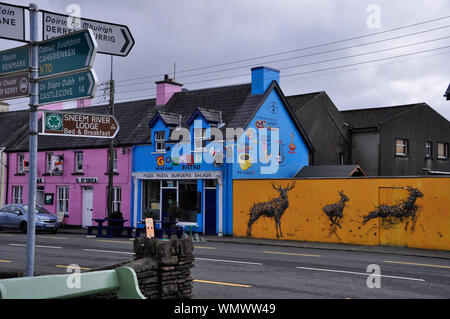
0,267,145,299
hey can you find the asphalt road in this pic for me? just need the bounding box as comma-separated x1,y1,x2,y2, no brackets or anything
0,231,449,299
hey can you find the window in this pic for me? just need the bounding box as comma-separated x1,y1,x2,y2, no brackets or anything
75,151,83,173
194,128,207,151
112,149,118,172
17,154,24,174
395,139,408,156
142,180,161,221
155,131,166,152
45,152,53,173
57,186,69,216
112,187,121,213
12,186,23,204
438,143,449,159
426,141,433,158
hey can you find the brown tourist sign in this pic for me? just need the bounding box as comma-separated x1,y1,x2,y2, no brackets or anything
41,110,119,139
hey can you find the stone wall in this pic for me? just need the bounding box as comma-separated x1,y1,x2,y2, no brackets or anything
0,236,195,299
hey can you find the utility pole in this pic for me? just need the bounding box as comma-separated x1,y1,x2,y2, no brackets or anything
26,2,38,277
107,56,115,218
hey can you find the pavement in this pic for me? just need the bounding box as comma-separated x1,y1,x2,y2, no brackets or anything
57,226,450,260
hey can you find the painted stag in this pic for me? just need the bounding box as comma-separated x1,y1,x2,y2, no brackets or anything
362,186,423,225
322,191,349,229
247,181,296,238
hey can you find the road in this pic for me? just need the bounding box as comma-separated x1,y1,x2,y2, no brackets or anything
0,231,449,299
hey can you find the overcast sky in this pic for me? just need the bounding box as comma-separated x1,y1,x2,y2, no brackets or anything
3,0,450,120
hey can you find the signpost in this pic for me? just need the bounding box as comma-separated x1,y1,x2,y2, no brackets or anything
41,110,119,139
0,2,26,42
0,71,29,100
0,45,29,76
42,10,134,56
38,69,98,105
37,29,97,78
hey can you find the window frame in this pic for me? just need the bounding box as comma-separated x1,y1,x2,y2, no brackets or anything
112,186,122,214
45,152,53,173
12,186,23,204
154,131,166,152
437,142,449,159
74,151,84,173
56,186,69,216
194,128,207,152
425,141,433,158
395,138,409,157
17,153,24,174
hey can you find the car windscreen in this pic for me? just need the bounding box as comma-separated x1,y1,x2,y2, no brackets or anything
22,206,51,214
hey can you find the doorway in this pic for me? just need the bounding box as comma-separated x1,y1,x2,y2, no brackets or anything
204,180,217,235
36,189,44,207
82,187,94,227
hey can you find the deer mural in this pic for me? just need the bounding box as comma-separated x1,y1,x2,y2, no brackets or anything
247,181,296,238
362,186,423,225
322,191,349,229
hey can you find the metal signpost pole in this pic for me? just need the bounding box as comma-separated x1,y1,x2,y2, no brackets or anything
26,2,39,277
107,56,115,219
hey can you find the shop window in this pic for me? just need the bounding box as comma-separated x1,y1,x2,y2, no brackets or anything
142,180,161,221
178,180,199,222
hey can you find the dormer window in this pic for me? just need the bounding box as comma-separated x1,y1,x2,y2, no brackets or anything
155,131,166,152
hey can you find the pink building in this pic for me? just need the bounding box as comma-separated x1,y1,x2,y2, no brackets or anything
5,98,156,228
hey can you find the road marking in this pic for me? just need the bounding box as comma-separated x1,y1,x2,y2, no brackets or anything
56,265,91,270
0,259,12,263
194,246,217,250
263,250,321,257
295,266,425,282
194,279,252,288
83,248,134,255
196,257,262,266
384,260,450,269
9,243,62,249
0,234,14,237
96,240,132,244
39,236,68,240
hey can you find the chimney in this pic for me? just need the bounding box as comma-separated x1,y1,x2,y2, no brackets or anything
251,66,280,95
155,74,183,106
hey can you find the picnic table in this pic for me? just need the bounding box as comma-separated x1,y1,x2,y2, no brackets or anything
87,218,134,238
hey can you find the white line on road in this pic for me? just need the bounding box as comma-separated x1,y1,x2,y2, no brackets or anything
295,266,425,282
196,257,263,266
83,249,134,255
9,243,62,249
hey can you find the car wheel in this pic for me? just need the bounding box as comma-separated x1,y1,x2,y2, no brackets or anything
20,221,27,234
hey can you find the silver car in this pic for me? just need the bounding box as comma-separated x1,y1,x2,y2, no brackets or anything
0,204,60,234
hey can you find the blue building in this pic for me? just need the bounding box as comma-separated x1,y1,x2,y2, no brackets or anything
131,67,313,236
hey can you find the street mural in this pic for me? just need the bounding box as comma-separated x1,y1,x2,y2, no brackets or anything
322,191,349,229
362,186,424,230
246,181,296,238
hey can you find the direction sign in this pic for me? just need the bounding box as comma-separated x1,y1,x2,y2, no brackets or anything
38,29,97,78
42,10,134,57
37,69,98,105
0,45,29,76
0,71,29,100
41,110,120,139
0,2,26,42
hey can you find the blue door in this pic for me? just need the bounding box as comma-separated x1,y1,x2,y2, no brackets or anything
205,188,217,235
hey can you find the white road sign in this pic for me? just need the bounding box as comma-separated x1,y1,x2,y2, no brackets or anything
0,2,26,42
42,10,134,57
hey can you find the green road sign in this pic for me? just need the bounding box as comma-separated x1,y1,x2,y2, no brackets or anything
37,69,98,105
38,29,97,78
0,45,29,76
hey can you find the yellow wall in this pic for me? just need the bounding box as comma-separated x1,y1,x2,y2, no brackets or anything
233,177,450,251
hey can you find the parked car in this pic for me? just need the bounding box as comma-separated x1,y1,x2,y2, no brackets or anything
0,204,60,234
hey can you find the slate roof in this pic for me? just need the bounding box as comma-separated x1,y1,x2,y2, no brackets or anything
6,98,156,152
0,109,30,148
195,108,223,123
158,112,182,126
340,104,420,129
295,165,365,177
286,92,322,113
